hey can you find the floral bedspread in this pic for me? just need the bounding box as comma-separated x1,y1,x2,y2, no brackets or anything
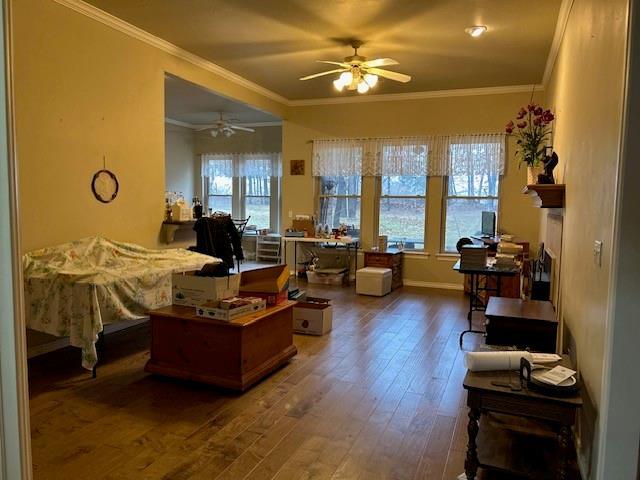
23,236,217,370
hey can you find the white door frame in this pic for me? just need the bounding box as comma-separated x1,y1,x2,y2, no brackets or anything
0,0,32,478
597,0,640,478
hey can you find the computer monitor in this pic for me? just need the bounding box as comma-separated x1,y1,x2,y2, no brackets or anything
481,211,496,237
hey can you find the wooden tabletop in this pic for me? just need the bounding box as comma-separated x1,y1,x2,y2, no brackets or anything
485,297,557,323
463,355,582,407
452,259,520,275
149,301,295,328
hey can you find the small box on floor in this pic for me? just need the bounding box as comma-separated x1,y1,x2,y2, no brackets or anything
293,297,332,335
356,267,392,296
172,272,240,306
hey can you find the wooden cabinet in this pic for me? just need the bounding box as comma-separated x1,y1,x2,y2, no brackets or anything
145,302,297,390
364,249,403,290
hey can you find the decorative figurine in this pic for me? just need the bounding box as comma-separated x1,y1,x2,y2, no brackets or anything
538,151,559,184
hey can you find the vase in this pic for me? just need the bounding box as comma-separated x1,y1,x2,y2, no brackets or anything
527,165,543,185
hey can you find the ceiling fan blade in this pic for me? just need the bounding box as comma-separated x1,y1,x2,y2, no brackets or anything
361,58,399,68
194,124,217,131
229,125,255,133
366,67,412,83
317,60,352,68
299,68,346,81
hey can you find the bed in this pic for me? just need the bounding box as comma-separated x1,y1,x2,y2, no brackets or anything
23,236,217,370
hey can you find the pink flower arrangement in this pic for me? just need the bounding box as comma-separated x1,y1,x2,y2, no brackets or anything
505,103,555,167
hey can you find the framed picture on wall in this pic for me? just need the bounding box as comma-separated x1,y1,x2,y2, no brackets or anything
290,159,305,175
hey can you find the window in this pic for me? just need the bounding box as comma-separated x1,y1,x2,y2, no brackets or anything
202,153,281,231
244,175,272,230
378,175,426,250
442,142,500,252
318,175,361,235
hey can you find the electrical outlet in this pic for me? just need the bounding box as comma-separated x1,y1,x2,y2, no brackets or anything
594,240,603,267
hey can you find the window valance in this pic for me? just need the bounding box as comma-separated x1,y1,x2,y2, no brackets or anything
201,152,282,178
312,133,505,177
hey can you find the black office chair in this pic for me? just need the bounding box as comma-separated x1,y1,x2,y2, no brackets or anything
231,216,250,272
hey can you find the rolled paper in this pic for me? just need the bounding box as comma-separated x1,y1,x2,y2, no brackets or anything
464,351,533,371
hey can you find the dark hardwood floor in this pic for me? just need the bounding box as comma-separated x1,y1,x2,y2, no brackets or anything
28,284,482,480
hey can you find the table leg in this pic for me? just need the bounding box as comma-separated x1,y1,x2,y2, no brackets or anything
464,407,480,479
558,424,571,480
294,241,297,277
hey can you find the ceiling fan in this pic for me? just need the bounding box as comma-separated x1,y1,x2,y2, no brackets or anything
299,41,411,94
195,113,255,138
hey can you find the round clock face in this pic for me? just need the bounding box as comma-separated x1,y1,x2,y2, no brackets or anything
91,169,119,203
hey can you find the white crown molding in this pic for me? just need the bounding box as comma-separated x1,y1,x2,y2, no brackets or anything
164,117,281,129
287,84,544,107
542,0,575,87
53,0,289,105
164,117,193,128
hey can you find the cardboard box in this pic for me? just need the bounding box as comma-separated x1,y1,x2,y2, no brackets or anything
240,265,289,293
172,272,240,306
292,219,315,236
240,290,288,306
293,297,332,335
196,298,266,322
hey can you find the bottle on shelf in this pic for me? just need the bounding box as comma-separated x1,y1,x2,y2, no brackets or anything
192,196,203,219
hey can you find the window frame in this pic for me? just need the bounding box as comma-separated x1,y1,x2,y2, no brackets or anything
440,174,501,253
316,175,363,235
376,175,428,251
201,158,281,232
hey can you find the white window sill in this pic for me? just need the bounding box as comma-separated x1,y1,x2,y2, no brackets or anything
403,251,430,258
435,253,460,261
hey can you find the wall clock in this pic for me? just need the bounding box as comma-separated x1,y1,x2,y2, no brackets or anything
91,169,119,203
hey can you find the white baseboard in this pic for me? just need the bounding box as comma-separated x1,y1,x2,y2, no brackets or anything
402,280,464,291
27,317,148,358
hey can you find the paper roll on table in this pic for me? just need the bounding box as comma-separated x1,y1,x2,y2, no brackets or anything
464,351,533,371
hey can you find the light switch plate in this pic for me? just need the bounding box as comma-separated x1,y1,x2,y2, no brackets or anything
594,240,603,266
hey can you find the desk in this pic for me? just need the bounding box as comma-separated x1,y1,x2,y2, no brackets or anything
453,260,520,347
463,356,582,479
282,237,359,283
485,297,558,352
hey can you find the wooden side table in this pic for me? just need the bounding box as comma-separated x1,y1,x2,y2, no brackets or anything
463,358,582,479
364,249,403,290
145,301,297,390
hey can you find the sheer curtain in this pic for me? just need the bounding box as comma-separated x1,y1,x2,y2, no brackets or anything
312,134,504,177
312,137,431,176
201,152,282,178
430,133,505,176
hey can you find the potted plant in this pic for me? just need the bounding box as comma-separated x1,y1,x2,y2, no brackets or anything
505,103,555,184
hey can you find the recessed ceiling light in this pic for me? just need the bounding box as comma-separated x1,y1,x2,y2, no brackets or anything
465,25,487,37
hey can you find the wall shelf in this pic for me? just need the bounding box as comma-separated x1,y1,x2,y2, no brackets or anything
162,220,195,244
522,184,565,208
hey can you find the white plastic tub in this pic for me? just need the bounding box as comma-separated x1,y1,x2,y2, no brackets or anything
306,271,345,286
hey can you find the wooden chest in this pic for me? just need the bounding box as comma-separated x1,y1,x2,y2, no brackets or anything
145,301,297,390
364,249,403,290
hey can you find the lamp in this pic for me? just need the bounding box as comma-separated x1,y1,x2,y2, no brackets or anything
465,25,487,37
364,73,378,87
357,81,370,94
333,78,345,91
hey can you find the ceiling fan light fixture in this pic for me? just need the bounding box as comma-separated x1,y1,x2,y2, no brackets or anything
357,81,370,94
210,130,218,137
339,71,353,85
364,73,378,88
465,25,487,37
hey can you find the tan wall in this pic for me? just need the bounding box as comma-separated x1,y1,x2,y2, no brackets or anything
165,124,196,201
543,0,629,475
282,93,542,285
13,0,286,253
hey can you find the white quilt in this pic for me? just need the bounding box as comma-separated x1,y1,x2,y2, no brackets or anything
23,236,217,369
